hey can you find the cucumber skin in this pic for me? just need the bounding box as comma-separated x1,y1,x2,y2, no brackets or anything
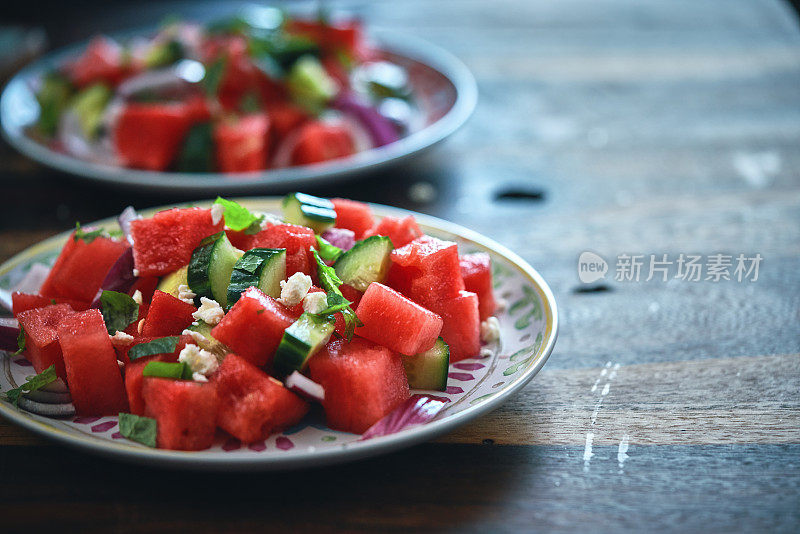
273,313,335,377
188,239,217,300
227,248,286,306
188,233,240,307
403,338,450,391
282,193,336,232
333,235,393,292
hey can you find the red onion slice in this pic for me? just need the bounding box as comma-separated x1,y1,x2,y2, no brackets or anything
0,317,21,352
321,228,356,251
360,394,448,440
117,206,139,245
333,92,400,147
89,248,136,308
285,371,325,403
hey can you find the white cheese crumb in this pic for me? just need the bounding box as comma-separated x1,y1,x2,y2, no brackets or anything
210,203,224,225
192,372,209,383
192,297,224,325
109,331,135,346
117,360,125,370
132,268,140,277
279,272,313,306
495,297,508,313
131,290,143,305
177,284,196,305
181,328,208,345
137,318,145,333
479,347,494,359
178,343,219,377
480,316,501,343
302,291,328,314
257,211,284,229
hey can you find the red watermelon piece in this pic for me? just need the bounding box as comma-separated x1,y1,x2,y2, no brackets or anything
210,287,296,369
143,377,218,451
141,290,196,337
387,235,465,309
212,353,308,443
57,309,128,415
122,335,190,415
288,121,355,166
127,276,160,305
355,283,442,355
364,215,423,248
214,114,270,173
39,233,129,303
331,198,374,239
11,292,88,316
130,207,223,277
66,36,132,87
249,223,317,276
436,290,481,362
459,253,497,320
309,337,409,434
114,102,196,171
16,303,75,380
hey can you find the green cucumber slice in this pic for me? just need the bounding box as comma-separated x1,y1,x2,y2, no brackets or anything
332,235,393,292
281,192,336,233
273,313,335,377
156,265,189,298
188,232,242,308
186,320,228,357
403,337,450,391
227,248,287,305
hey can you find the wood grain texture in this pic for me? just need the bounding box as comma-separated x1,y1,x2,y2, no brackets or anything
0,0,799,531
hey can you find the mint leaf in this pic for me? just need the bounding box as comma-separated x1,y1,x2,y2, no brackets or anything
100,290,140,335
13,325,25,356
5,365,56,407
203,56,227,98
213,197,264,232
128,336,179,361
73,222,105,244
311,250,362,340
311,292,353,317
142,361,193,380
315,235,343,262
118,413,157,448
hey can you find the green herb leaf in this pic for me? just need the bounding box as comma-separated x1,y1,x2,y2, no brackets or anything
128,336,180,361
100,290,140,335
73,222,105,243
4,365,56,407
118,413,157,448
202,56,228,98
213,197,264,232
13,325,25,356
315,235,343,262
199,230,225,247
240,92,262,114
311,292,353,317
311,250,362,340
142,361,194,380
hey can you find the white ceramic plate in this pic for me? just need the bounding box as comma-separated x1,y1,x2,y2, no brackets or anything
0,199,557,470
0,30,477,194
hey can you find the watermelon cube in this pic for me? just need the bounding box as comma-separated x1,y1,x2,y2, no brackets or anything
355,283,442,355
249,224,317,276
331,198,374,239
214,114,270,173
16,303,75,380
66,36,131,88
141,290,197,337
436,290,481,362
387,235,465,309
39,233,129,302
114,102,196,171
309,337,409,434
11,292,88,316
56,309,128,415
122,335,190,415
364,215,423,248
210,287,297,368
459,253,497,320
128,276,160,305
143,377,218,451
212,354,308,443
130,207,223,277
288,121,355,166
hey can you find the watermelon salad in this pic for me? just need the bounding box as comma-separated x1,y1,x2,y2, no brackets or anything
30,7,418,174
0,194,501,451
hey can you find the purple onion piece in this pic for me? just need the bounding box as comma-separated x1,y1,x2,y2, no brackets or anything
89,248,136,308
333,92,400,148
11,263,51,295
117,206,139,245
285,371,325,403
0,317,21,352
360,394,448,440
321,228,356,252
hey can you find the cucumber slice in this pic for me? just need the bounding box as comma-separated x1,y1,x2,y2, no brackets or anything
188,232,243,308
273,313,335,377
186,320,228,357
156,265,189,298
227,248,287,305
403,337,450,391
333,235,393,292
281,192,336,233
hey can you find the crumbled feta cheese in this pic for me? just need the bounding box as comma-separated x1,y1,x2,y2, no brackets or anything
109,331,135,346
303,291,328,314
192,297,224,325
479,347,494,359
131,290,143,305
480,316,501,343
210,203,224,225
279,272,313,306
192,372,209,383
178,343,219,377
181,328,208,345
495,297,508,313
137,318,145,333
177,284,196,305
117,360,125,370
132,268,140,277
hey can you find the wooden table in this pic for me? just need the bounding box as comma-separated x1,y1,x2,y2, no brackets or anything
2,0,799,531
